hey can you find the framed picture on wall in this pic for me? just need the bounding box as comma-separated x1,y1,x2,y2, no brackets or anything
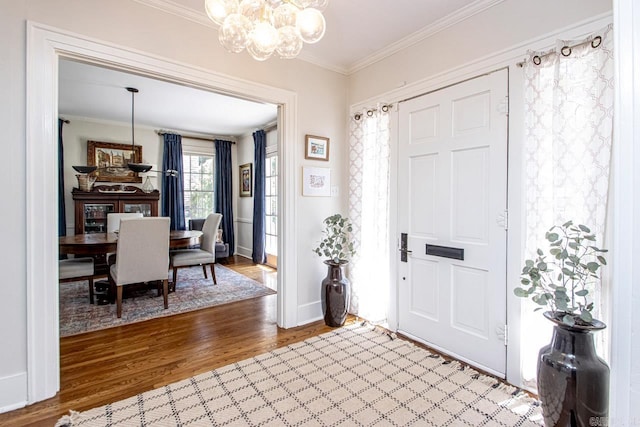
304,135,330,161
302,166,330,197
239,163,253,197
87,140,142,183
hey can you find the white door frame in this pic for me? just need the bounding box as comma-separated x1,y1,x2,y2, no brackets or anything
26,21,299,403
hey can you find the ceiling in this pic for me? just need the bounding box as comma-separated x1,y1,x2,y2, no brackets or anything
59,59,278,137
59,0,497,136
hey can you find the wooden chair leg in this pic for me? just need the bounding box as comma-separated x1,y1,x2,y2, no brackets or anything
108,276,116,304
210,263,217,285
116,286,123,318
202,265,208,279
89,278,95,304
172,267,178,292
163,279,169,309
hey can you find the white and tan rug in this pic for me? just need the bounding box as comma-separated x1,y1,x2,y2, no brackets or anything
56,323,543,426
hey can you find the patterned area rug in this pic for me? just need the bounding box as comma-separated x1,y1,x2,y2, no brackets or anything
60,265,276,337
56,323,543,426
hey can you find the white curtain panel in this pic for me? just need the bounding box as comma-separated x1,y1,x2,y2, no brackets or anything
348,107,391,323
521,25,614,386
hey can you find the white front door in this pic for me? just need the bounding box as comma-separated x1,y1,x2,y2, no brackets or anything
397,70,509,376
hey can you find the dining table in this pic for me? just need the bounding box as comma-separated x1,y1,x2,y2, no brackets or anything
59,229,203,255
59,229,203,304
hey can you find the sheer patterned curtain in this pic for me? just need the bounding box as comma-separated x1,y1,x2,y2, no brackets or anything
348,106,391,323
521,25,614,386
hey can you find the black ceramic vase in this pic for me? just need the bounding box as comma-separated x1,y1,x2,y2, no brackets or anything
537,311,609,427
321,260,350,327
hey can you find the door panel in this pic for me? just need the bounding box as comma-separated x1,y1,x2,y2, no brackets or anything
398,70,508,376
410,155,437,237
451,146,490,243
410,259,440,320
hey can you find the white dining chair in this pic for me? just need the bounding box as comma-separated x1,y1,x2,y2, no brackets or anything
107,212,144,233
105,212,143,265
109,217,170,318
59,257,96,304
171,213,222,288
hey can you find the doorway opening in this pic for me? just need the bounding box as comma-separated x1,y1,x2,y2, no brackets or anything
27,23,298,403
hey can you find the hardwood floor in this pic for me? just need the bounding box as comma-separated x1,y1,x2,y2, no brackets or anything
0,256,342,427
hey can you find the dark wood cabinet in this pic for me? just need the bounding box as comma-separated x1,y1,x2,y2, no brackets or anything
72,185,159,234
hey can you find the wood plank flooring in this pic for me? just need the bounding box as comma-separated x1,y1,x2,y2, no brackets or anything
0,256,344,427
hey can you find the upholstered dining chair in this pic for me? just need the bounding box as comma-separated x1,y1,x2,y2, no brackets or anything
109,217,170,318
171,213,222,289
106,212,144,265
107,212,144,233
188,217,229,261
59,257,96,304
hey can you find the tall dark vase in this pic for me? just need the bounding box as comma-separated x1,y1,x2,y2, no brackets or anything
537,311,609,427
321,260,350,327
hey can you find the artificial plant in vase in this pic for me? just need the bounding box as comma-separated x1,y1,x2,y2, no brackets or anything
514,220,609,426
313,214,356,327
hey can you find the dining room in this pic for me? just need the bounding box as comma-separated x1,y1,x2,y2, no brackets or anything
57,58,280,334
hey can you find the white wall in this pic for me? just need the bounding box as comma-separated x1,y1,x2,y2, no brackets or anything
61,117,163,235
236,133,254,258
0,0,347,411
611,0,640,423
348,0,612,106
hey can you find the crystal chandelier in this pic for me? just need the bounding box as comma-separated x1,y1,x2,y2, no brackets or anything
205,0,328,61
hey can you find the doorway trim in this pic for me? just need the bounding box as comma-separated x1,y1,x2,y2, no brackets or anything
26,21,298,403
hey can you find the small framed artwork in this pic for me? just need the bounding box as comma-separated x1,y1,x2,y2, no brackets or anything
239,163,253,197
302,166,330,197
305,135,330,161
87,140,142,183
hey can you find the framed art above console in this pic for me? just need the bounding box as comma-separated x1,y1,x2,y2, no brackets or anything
87,140,142,183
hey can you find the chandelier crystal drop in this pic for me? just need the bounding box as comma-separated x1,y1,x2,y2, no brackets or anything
205,0,327,61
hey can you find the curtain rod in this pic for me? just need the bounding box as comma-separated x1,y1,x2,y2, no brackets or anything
155,129,236,144
59,118,70,124
516,35,602,68
352,104,392,121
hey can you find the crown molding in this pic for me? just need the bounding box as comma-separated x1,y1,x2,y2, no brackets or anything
132,0,350,73
132,0,216,28
132,0,505,76
346,0,506,74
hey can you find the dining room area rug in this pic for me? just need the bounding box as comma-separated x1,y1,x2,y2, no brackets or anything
59,265,276,337
55,323,543,426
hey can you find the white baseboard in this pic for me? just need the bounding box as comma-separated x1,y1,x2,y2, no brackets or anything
236,245,252,258
297,301,323,326
0,372,27,414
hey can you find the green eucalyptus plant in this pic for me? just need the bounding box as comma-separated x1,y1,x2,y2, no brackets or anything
514,220,608,327
313,214,356,264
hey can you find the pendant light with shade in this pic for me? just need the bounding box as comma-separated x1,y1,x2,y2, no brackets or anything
125,87,179,194
72,86,177,193
126,87,152,173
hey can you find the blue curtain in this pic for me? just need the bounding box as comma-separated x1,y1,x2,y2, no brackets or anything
58,119,67,237
215,140,235,255
161,133,186,230
252,130,267,264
